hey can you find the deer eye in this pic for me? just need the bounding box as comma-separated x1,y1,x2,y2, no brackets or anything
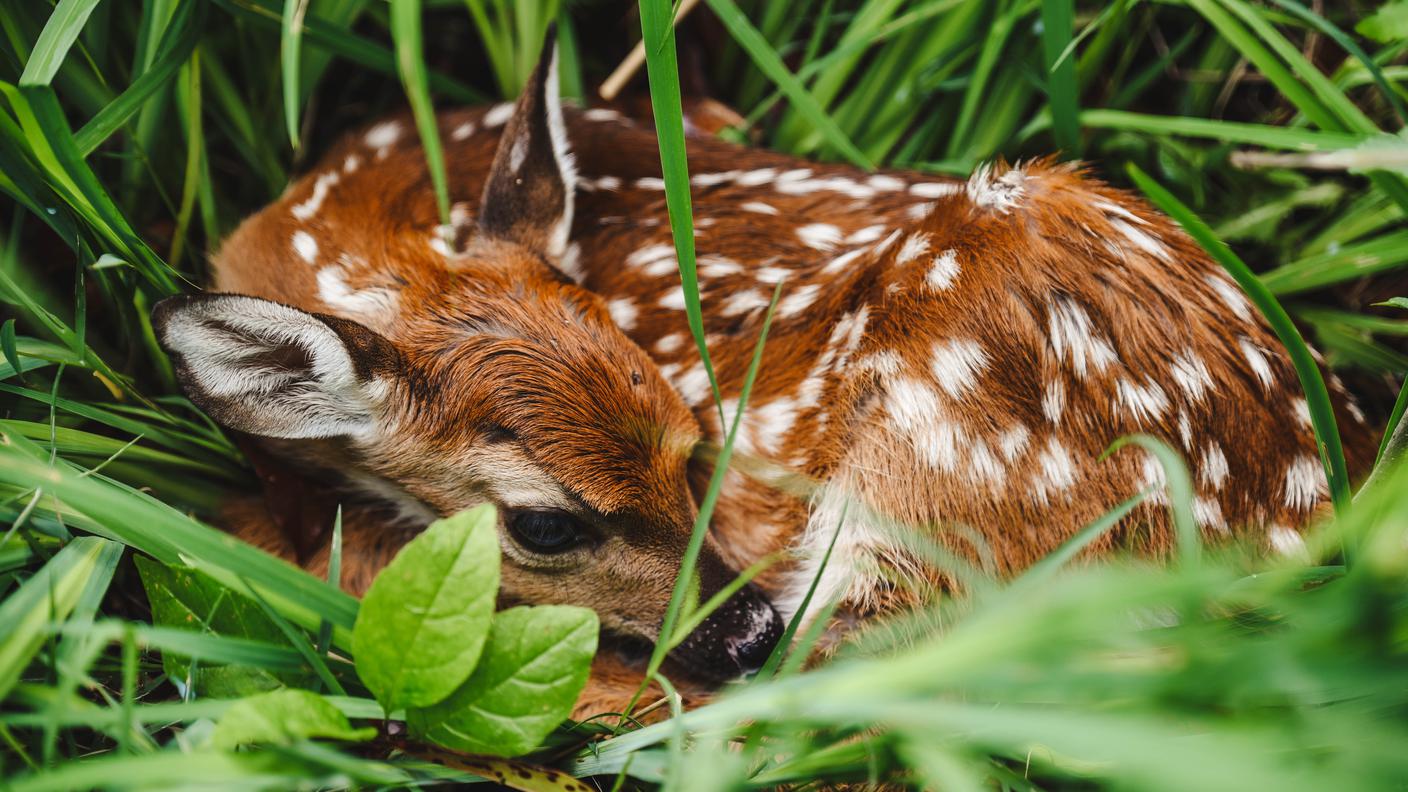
508,510,587,555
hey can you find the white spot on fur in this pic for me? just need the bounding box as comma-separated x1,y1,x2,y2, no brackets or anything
659,287,688,311
1193,496,1226,530
655,333,685,355
999,425,1030,461
930,339,988,398
292,231,318,263
292,171,341,221
1269,525,1307,557
1042,380,1064,423
736,168,778,187
896,233,930,264
1206,274,1253,322
635,176,666,190
742,201,778,215
754,266,791,285
906,202,935,221
867,174,906,191
1202,443,1229,490
1177,409,1193,448
627,243,676,271
1110,218,1170,260
317,264,398,324
1032,437,1078,504
606,297,638,331
721,289,770,316
1239,338,1275,390
909,182,960,198
583,107,624,122
798,223,843,251
968,438,1005,486
846,225,887,245
1115,378,1170,422
363,120,402,149
693,256,741,280
821,247,869,276
342,154,362,174
1048,299,1118,378
482,103,515,127
450,121,477,141
1171,350,1213,401
779,283,822,317
1283,455,1326,511
927,250,959,290
670,362,713,406
857,350,903,376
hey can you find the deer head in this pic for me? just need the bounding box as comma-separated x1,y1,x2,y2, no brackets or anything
152,33,781,682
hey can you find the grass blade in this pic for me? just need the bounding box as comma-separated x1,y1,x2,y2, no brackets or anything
19,0,102,87
389,0,451,232
1041,0,1080,156
280,0,310,149
703,0,872,168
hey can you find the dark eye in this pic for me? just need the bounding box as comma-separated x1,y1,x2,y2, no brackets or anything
508,510,587,555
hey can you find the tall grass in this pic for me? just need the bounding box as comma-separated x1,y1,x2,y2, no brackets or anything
2,1,1407,789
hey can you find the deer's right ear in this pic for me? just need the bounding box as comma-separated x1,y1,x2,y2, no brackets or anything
152,294,402,440
477,27,576,261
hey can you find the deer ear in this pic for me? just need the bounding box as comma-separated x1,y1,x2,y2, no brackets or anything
152,294,402,440
477,26,576,260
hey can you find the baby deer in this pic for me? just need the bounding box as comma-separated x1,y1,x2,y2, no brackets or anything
155,37,1373,709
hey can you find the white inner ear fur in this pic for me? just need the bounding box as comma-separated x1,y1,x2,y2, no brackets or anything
543,41,577,260
162,297,387,440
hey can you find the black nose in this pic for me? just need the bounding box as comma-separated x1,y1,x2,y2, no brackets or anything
671,583,784,681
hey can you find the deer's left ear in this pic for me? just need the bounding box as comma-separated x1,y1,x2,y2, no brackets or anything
478,27,576,260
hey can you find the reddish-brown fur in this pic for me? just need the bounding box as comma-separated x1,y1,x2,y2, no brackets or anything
208,99,1374,714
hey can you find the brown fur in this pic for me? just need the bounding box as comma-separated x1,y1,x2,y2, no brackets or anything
209,100,1376,717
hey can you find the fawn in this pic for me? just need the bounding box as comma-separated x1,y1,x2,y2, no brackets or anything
154,37,1374,713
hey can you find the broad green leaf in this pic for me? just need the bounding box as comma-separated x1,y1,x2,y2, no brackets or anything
134,555,298,686
0,536,122,700
1357,0,1408,43
210,689,375,749
196,665,286,698
409,605,598,757
1379,297,1408,311
352,504,500,713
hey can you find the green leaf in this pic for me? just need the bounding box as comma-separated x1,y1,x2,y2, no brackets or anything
408,605,598,757
210,689,375,749
352,504,500,713
133,555,295,685
1378,297,1408,311
1357,0,1408,43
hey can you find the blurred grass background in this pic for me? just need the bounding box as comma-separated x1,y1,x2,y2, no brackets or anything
2,0,1408,789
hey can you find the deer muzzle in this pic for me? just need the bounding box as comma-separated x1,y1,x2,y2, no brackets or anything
670,582,784,682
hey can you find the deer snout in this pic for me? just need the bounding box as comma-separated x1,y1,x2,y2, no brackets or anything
672,583,784,681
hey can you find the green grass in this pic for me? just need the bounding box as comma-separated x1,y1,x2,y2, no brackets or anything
2,1,1408,789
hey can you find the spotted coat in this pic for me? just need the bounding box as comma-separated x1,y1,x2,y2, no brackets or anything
214,102,1374,628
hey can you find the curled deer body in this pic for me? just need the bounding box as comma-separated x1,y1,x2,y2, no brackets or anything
155,37,1373,713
